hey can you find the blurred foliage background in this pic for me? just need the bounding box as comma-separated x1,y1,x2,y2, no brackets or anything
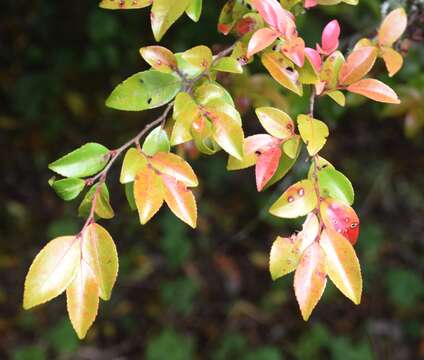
1,0,424,359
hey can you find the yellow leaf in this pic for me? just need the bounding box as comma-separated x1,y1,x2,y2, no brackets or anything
120,148,147,184
326,90,345,106
381,47,404,77
297,114,329,156
66,261,99,339
182,45,213,71
99,0,152,10
320,229,362,304
23,236,80,309
82,223,118,301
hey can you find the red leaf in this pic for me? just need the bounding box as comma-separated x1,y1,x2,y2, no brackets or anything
319,20,340,55
255,146,282,192
247,28,279,58
320,198,360,245
347,78,400,104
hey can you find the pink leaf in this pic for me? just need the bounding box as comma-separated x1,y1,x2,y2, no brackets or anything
305,47,322,71
247,28,279,58
245,134,278,155
281,37,305,67
255,146,282,192
251,0,295,36
320,20,340,55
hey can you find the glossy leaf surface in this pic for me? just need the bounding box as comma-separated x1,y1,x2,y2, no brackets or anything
347,78,401,104
318,168,354,205
120,148,148,184
51,178,85,201
297,115,329,156
142,126,171,156
139,46,177,73
151,0,190,41
255,107,294,139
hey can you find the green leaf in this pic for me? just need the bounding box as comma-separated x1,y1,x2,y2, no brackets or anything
211,57,243,74
142,126,170,156
182,45,213,72
51,178,85,201
186,0,202,21
175,53,203,78
151,0,190,41
49,143,109,178
283,135,300,159
255,107,294,140
106,70,182,111
23,236,80,309
326,91,346,106
125,182,137,210
307,156,334,179
320,51,345,90
120,148,148,184
66,260,99,339
297,115,329,156
170,92,199,146
78,183,114,219
82,223,118,301
269,180,317,218
318,168,354,205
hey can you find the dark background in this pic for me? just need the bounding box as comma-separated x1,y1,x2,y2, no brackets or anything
1,0,424,359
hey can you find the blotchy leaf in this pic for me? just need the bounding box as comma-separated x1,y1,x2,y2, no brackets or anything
318,168,354,205
378,8,407,47
339,46,377,85
182,45,213,72
281,36,305,67
320,51,345,90
23,236,80,309
151,0,190,41
269,236,301,280
134,166,165,224
256,146,282,191
261,52,303,96
381,47,404,77
82,223,118,301
294,242,327,321
321,198,360,245
150,152,198,187
139,46,177,73
66,261,99,339
99,0,152,9
320,229,362,304
297,115,329,156
347,78,400,104
162,174,197,228
255,107,294,140
269,179,317,218
247,28,279,58
120,148,148,184
106,70,182,111
49,143,109,178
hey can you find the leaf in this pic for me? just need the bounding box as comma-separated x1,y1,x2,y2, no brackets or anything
106,70,182,111
142,126,171,156
269,236,301,280
211,57,243,74
282,135,300,159
79,183,114,219
191,116,219,155
326,90,345,106
320,51,345,90
82,223,118,301
255,146,282,191
381,47,403,77
51,178,85,201
99,0,152,9
49,143,109,178
347,78,400,104
247,28,279,58
66,260,99,339
319,20,340,54
321,198,360,245
318,168,354,205
269,179,317,218
134,166,165,224
297,115,329,156
339,47,378,85
378,8,407,47
23,236,80,309
251,0,295,35
171,92,199,145
125,182,137,210
162,174,197,228
181,45,213,72
255,107,294,140
320,229,362,304
149,152,198,187
227,134,276,170
150,0,190,41
294,242,327,321
296,213,320,253
299,50,319,84
307,156,334,179
261,52,303,96
218,0,251,35
194,82,236,107
186,0,202,21
209,110,244,160
139,46,177,73
281,36,305,67
120,148,148,184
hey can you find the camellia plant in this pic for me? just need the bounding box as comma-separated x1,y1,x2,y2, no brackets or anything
23,0,408,338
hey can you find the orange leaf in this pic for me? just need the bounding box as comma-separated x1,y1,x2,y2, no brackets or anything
339,46,377,85
162,174,197,228
378,8,407,47
347,78,400,104
139,46,177,73
247,28,279,58
134,166,164,224
381,47,404,77
294,242,327,321
281,37,305,67
149,152,198,187
66,261,99,339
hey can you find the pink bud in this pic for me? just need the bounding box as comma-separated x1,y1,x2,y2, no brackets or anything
304,47,322,71
321,20,340,54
